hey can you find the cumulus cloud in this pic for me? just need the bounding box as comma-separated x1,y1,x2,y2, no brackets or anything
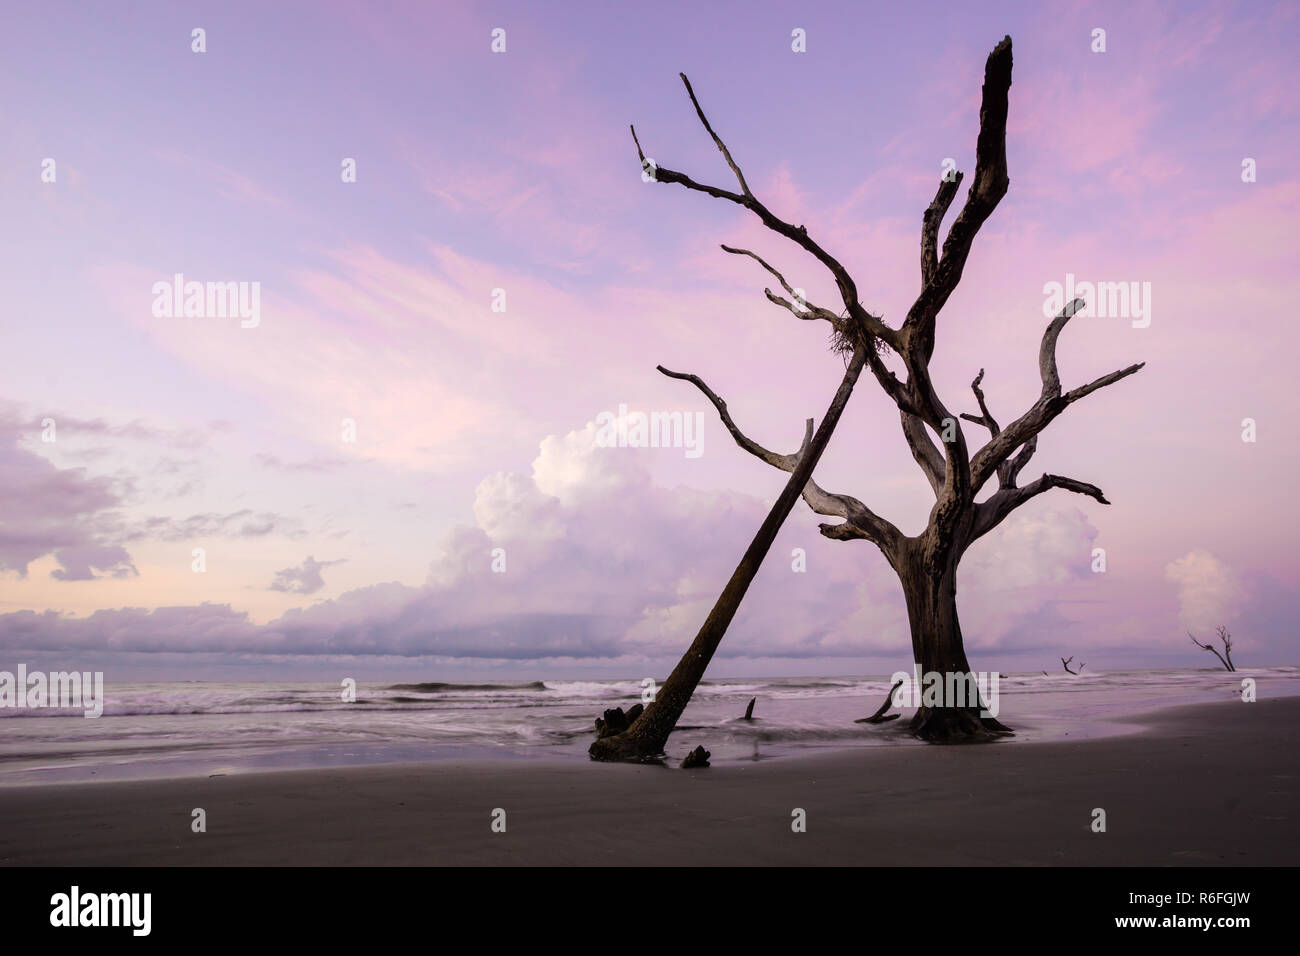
50,545,138,581
1,421,758,657
270,556,346,595
958,503,1100,648
1165,549,1246,632
0,419,1110,663
0,407,302,582
0,426,130,577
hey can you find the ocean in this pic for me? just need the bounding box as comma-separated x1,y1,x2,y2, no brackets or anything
2,667,1297,784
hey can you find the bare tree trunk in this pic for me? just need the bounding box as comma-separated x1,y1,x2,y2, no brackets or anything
589,349,867,761
897,537,1011,741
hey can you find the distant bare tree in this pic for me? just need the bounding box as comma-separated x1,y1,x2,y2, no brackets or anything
591,35,1144,760
1189,626,1236,672
1061,656,1085,675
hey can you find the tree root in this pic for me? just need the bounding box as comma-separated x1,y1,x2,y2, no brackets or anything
909,707,1014,743
593,704,643,739
588,729,664,763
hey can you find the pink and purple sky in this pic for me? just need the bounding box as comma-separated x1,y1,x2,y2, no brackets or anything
1,0,1296,679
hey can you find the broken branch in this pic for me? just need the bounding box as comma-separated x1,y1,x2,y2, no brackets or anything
856,679,904,723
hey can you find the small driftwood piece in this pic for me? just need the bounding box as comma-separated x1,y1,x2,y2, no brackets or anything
856,679,904,724
680,745,711,768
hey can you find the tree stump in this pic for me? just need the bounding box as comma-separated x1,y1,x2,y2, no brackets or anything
680,745,711,768
594,703,643,739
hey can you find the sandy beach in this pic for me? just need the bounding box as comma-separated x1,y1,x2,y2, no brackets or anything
1,696,1295,867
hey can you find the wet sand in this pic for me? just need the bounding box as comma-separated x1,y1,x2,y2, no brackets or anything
1,697,1295,866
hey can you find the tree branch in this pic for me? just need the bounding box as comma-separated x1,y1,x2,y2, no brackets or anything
969,298,1145,494
972,472,1110,540
679,73,752,198
656,364,804,470
960,368,1038,491
1218,625,1236,671
903,36,1013,364
657,363,902,553
855,679,904,723
901,410,946,496
1004,435,1037,487
633,47,1016,512
884,37,1014,552
921,174,963,289
912,361,973,553
719,244,842,325
630,77,902,354
1189,628,1235,672
961,368,1001,437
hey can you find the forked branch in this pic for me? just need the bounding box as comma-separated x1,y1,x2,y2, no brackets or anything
960,368,1001,437
969,298,1145,497
973,472,1111,540
719,244,842,325
903,36,1013,365
630,76,900,355
1189,626,1236,672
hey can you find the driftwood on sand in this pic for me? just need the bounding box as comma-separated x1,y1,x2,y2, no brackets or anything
680,745,711,768
856,679,904,724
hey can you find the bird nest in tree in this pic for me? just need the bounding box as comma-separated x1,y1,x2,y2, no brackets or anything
830,318,885,358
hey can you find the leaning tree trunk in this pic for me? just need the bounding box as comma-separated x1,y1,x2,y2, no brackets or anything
896,536,1012,741
589,348,868,761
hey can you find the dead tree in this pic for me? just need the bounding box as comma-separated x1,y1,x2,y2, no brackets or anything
1061,656,1085,675
591,35,1143,758
1189,626,1236,672
589,349,868,760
